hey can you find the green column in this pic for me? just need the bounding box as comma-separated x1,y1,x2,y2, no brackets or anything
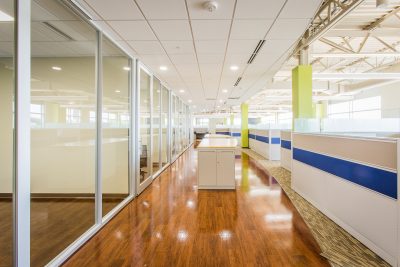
292,65,313,129
241,103,248,148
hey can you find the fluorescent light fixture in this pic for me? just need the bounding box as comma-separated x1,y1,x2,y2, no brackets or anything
216,105,220,108
115,90,121,93
222,89,228,93
52,66,62,71
219,99,224,103
179,89,185,93
188,99,192,103
230,65,239,71
0,10,13,22
312,53,400,58
123,66,130,71
313,73,400,80
159,66,168,71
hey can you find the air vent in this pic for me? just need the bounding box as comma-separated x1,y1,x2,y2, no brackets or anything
206,98,216,101
247,40,265,64
42,22,74,41
234,77,242,87
228,97,240,100
62,0,93,21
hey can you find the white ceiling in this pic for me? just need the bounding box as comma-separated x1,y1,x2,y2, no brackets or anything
74,0,322,111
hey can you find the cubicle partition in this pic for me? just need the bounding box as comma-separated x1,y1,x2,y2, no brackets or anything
291,133,399,266
280,130,292,171
215,128,230,136
229,127,241,147
249,129,281,160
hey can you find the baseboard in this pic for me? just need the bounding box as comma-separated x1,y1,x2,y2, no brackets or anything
0,193,128,199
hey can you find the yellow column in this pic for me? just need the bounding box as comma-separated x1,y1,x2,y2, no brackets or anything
241,103,248,148
230,114,234,125
292,65,313,130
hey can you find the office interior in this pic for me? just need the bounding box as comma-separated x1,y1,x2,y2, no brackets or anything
1,0,400,266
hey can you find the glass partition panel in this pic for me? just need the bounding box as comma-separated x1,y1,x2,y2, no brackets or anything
152,78,161,174
102,38,130,216
31,1,96,265
171,95,177,158
0,1,14,265
161,86,169,167
139,68,151,185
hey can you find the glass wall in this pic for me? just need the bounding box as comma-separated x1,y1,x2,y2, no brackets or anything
30,1,97,266
139,67,152,185
102,38,130,216
0,1,14,266
161,86,169,167
152,78,161,173
5,1,192,265
171,95,177,158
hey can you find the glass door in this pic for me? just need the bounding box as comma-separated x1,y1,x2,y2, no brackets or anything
137,66,152,194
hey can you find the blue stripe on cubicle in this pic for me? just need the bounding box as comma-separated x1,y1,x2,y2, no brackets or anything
231,132,241,137
281,140,291,150
293,148,397,199
271,137,281,144
216,131,230,135
249,134,256,139
256,135,269,143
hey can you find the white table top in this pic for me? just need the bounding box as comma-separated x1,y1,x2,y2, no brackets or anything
197,138,238,149
204,134,232,138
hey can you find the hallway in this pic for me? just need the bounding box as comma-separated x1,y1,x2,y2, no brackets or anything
63,147,329,267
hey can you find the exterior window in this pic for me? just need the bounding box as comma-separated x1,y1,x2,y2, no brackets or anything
30,104,44,128
66,108,81,124
328,96,381,119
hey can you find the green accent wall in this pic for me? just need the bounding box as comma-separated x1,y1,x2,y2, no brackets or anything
292,65,313,126
241,103,248,148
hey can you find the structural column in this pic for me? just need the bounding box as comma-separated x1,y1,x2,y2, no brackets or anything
292,65,313,130
241,103,248,148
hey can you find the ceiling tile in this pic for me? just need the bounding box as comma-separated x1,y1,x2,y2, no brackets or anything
149,20,192,40
195,40,227,54
139,54,170,65
266,19,311,40
83,0,143,20
128,41,165,54
279,0,322,19
135,0,188,19
235,0,286,19
170,54,198,65
191,20,231,40
224,54,249,64
197,54,225,64
108,21,156,40
227,40,258,54
230,19,274,40
186,0,235,19
161,40,195,54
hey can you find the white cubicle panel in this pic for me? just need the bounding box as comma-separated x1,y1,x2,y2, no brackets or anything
280,130,292,171
229,128,241,147
292,133,399,266
249,129,281,160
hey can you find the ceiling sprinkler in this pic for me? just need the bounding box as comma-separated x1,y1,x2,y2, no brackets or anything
203,1,218,12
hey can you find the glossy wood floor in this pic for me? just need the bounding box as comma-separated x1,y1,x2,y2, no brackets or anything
0,198,123,267
64,147,329,267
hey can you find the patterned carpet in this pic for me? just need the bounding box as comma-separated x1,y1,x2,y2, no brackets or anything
241,148,390,267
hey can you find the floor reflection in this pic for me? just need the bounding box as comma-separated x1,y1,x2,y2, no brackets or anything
64,147,329,267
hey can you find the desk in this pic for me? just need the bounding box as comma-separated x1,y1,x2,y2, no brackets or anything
197,138,237,189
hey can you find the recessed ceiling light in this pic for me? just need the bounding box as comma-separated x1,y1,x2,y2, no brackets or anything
188,99,192,103
222,89,228,93
219,99,223,103
159,66,168,71
216,105,220,108
52,66,62,71
123,66,130,71
115,90,121,93
0,10,13,22
179,89,185,93
230,65,239,71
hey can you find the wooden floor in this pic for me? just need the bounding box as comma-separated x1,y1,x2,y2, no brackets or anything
63,147,329,267
0,198,123,267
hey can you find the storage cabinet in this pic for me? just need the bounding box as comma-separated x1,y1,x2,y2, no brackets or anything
197,138,237,190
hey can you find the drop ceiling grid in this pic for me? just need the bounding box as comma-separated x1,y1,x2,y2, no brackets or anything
78,0,323,110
